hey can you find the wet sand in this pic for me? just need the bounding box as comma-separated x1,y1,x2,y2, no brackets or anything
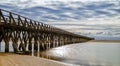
0,53,76,66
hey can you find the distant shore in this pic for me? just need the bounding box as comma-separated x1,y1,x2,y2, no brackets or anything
89,40,120,43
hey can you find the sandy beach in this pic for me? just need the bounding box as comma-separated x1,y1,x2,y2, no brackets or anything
0,53,77,66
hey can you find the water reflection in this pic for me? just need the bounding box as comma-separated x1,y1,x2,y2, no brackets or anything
43,42,120,66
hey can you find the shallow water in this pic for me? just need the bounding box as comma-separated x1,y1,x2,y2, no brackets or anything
44,42,120,66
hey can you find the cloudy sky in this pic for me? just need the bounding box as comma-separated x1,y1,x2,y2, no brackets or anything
0,0,120,40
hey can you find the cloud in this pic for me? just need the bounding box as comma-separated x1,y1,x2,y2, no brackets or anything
0,0,120,40
0,1,120,21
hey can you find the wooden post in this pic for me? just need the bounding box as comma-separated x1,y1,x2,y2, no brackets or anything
0,33,2,52
37,43,40,57
0,12,1,24
3,30,10,52
28,33,32,51
19,37,26,52
0,35,2,52
12,31,18,53
5,40,9,52
53,35,55,48
32,43,34,56
12,40,18,53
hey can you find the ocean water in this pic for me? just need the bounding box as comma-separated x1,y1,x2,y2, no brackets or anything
44,42,120,66
0,41,120,66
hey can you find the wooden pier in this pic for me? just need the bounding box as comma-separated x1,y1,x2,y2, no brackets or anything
0,9,94,54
